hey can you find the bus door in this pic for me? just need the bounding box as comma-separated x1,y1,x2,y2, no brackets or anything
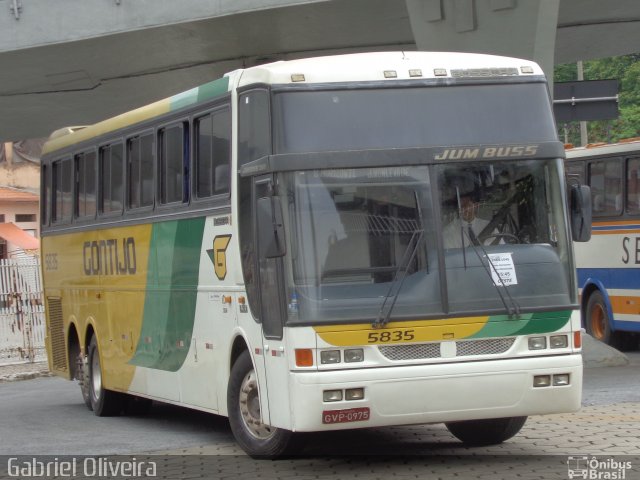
254,176,290,428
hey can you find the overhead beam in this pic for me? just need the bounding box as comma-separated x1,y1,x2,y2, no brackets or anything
406,0,560,83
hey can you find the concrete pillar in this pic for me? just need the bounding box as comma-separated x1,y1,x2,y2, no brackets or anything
406,0,560,87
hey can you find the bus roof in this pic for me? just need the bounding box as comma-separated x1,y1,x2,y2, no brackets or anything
42,51,544,157
565,138,640,160
235,51,543,87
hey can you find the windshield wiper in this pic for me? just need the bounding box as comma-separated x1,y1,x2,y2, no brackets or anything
461,227,521,318
372,228,425,329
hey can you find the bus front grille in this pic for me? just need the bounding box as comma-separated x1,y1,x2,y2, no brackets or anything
379,337,515,361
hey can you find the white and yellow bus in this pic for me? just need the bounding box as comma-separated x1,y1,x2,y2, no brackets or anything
42,52,589,457
566,139,640,350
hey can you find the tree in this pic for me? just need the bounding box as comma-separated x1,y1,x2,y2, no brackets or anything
554,55,640,145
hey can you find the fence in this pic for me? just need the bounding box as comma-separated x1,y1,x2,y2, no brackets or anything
0,258,46,365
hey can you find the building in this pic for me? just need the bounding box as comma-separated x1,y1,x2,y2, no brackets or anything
0,141,42,258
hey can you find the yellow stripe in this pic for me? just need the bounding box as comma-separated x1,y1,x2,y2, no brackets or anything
593,229,640,235
314,316,488,346
593,220,640,226
610,295,640,316
42,99,171,155
42,224,153,391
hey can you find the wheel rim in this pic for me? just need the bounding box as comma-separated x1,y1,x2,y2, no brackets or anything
590,303,606,340
91,347,102,399
238,370,274,440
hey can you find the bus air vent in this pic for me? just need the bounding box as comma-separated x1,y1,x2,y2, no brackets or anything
47,297,67,371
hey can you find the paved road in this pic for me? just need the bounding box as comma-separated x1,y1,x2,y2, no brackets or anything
0,354,639,479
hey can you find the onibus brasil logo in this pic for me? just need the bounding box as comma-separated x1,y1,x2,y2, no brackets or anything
567,456,633,479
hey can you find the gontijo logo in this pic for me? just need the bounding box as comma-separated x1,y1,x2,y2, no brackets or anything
83,237,137,276
210,235,232,280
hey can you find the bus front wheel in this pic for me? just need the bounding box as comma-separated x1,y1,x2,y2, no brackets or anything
227,350,293,458
585,291,614,345
87,336,123,416
445,416,527,446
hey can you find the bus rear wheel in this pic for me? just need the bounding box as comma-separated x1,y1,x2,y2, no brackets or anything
227,350,293,458
76,352,92,410
445,416,527,446
88,336,123,416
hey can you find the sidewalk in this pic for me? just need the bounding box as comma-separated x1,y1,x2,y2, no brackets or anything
0,361,52,382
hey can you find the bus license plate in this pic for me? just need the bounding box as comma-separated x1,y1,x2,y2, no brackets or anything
322,407,370,424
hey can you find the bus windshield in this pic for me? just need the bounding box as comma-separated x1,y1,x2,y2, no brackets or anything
272,83,556,153
280,159,574,325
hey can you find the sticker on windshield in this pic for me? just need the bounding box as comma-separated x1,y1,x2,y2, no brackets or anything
487,252,518,287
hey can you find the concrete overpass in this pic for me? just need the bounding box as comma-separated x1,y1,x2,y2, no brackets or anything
0,0,639,140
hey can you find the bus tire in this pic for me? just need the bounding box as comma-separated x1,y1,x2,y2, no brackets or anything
227,350,293,458
87,336,123,417
585,291,625,348
445,416,527,446
123,395,153,416
76,352,92,411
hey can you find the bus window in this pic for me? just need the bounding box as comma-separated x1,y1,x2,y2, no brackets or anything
128,133,154,209
75,150,97,219
589,159,622,216
627,158,640,215
159,123,187,204
41,165,49,226
52,158,72,223
195,107,231,198
100,143,124,215
238,90,270,166
565,162,585,186
238,90,271,315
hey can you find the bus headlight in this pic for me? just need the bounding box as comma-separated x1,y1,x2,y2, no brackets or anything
553,374,570,386
533,375,551,387
528,336,547,350
345,388,365,401
323,390,343,402
344,349,364,363
321,350,341,364
550,335,568,349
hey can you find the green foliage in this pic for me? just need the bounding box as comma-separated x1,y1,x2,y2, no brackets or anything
554,54,640,145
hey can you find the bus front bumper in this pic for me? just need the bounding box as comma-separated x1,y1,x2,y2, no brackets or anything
287,353,582,432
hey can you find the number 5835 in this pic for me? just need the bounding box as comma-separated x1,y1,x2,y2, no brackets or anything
367,329,415,343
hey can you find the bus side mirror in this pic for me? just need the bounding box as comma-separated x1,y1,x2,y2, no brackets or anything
257,196,286,258
570,184,592,242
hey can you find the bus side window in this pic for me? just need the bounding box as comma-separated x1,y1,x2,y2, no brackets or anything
75,150,97,219
238,90,271,317
158,122,187,205
127,133,154,209
195,107,231,199
52,158,72,224
100,143,124,215
565,162,585,186
627,158,640,215
41,165,49,227
588,159,622,216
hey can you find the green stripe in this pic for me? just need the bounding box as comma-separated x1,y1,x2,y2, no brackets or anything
170,77,230,112
130,218,206,371
470,310,573,338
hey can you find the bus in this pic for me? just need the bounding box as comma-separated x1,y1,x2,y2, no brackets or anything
565,139,640,350
41,51,590,458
